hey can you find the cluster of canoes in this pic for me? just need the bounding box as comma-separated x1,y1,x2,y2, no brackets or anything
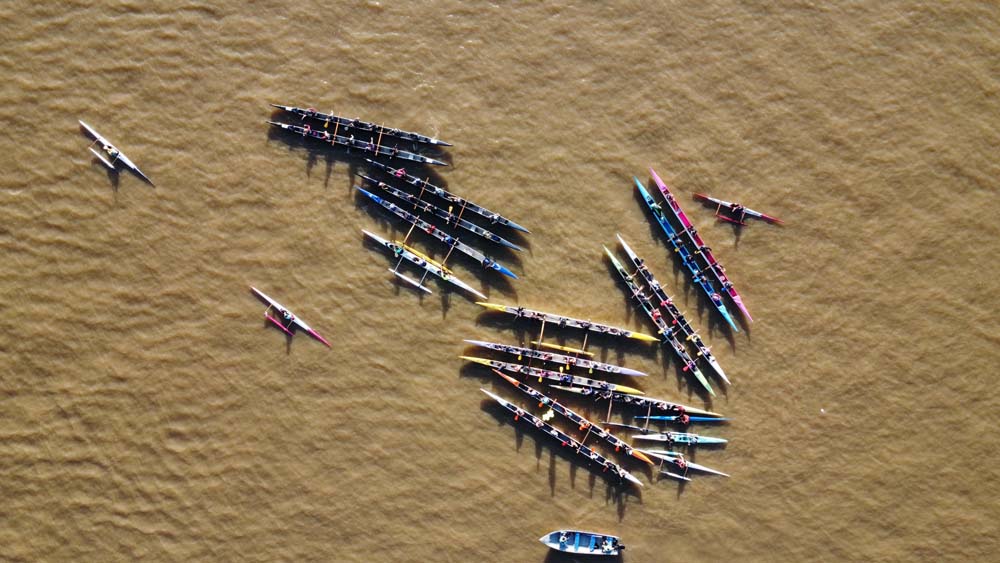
268,104,529,297
78,109,781,556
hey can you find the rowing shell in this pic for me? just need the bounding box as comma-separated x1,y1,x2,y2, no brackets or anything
356,187,517,279
604,245,714,397
616,234,730,385
547,385,722,418
634,177,740,332
464,339,647,377
480,388,643,487
271,104,451,146
78,120,154,185
476,302,658,342
694,193,783,225
362,229,486,300
268,121,447,167
650,168,751,322
362,175,523,251
492,371,653,464
249,286,331,347
461,356,644,395
366,159,529,233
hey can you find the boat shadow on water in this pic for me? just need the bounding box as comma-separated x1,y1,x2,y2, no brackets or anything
543,549,624,563
477,397,642,512
353,192,520,300
266,124,374,190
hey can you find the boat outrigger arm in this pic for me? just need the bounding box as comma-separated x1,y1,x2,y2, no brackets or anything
78,120,154,186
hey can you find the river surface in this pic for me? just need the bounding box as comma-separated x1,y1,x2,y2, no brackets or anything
2,1,998,561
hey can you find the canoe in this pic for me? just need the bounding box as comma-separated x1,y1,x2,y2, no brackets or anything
637,449,730,478
547,384,723,418
694,193,783,225
271,104,451,146
604,245,714,397
362,174,523,251
78,120,154,185
367,159,529,233
631,431,727,446
464,339,647,377
462,357,644,395
539,530,623,556
476,302,657,342
480,389,642,488
650,168,751,322
268,120,447,166
634,176,739,332
616,234,730,385
362,229,486,299
249,286,331,347
356,186,517,279
492,370,653,464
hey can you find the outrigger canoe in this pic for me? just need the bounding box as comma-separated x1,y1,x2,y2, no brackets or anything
362,175,523,251
78,120,154,185
650,168,752,322
249,287,331,348
694,193,783,225
357,187,517,279
540,530,624,556
464,339,647,377
492,371,653,464
367,159,529,233
462,356,644,395
268,121,447,166
271,104,451,146
480,388,643,488
636,449,730,480
616,234,729,385
362,229,486,300
634,177,739,332
476,302,658,342
604,245,714,397
630,431,727,446
547,385,722,418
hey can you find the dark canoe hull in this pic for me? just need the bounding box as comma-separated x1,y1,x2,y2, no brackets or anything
366,159,529,233
271,104,451,146
268,121,447,166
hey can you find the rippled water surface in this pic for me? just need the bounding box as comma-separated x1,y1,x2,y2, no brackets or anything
2,2,998,561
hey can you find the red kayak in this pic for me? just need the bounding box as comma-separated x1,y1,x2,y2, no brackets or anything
694,193,783,226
